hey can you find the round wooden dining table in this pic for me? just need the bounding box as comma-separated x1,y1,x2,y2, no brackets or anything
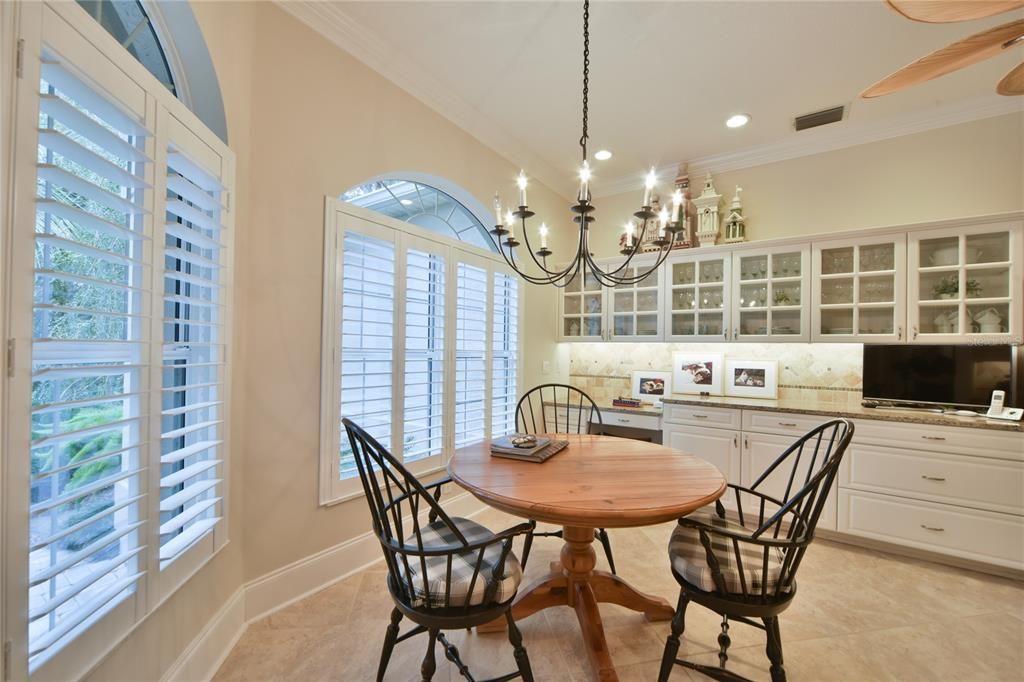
448,434,727,682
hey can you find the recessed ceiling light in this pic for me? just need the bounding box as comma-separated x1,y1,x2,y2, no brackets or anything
726,114,750,129
594,149,612,161
400,199,413,205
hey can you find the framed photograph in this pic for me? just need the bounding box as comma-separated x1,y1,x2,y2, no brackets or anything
725,360,778,399
631,370,672,406
672,353,724,396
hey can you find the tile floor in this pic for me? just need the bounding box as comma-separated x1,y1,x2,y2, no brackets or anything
213,508,1024,681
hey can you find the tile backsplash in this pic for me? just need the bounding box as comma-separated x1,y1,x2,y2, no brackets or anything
567,342,864,407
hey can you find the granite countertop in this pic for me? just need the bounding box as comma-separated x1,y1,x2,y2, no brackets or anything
661,395,1024,433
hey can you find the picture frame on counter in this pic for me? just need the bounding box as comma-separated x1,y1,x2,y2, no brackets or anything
672,353,724,396
725,359,779,399
631,370,672,406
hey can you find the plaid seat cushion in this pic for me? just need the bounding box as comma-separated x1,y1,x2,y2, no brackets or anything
668,507,790,595
397,516,523,609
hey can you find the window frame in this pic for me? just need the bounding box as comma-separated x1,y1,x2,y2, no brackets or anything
319,200,522,505
2,3,235,678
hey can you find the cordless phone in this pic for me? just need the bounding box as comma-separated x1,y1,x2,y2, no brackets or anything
986,390,1023,421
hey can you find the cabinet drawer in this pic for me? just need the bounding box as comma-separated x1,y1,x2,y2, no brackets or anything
663,404,741,429
741,410,835,437
852,419,1024,461
541,407,595,433
840,444,1024,516
838,489,1024,569
601,411,660,431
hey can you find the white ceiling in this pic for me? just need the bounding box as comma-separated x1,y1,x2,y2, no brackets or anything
282,1,1024,198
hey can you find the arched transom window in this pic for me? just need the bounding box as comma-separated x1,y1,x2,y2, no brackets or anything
343,179,497,253
77,0,176,93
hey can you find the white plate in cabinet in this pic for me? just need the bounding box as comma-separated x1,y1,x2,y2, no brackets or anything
741,410,837,438
663,403,742,429
741,432,838,531
840,444,1024,516
602,412,661,431
663,425,741,508
838,489,1024,570
851,419,1024,461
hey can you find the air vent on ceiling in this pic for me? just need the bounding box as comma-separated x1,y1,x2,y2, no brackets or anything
794,106,845,131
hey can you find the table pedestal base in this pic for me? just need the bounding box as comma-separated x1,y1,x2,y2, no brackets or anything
478,525,674,681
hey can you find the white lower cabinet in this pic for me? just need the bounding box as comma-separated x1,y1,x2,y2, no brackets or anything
741,432,838,531
664,424,741,509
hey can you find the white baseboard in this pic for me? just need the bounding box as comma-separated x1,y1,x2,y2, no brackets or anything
162,491,487,681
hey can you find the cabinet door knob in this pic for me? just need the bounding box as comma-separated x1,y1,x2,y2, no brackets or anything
921,475,947,482
912,326,919,340
897,326,903,341
920,524,945,532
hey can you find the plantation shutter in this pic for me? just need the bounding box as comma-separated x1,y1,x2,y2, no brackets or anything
28,56,150,663
402,242,445,463
158,141,227,565
338,230,396,477
454,261,488,447
491,272,519,436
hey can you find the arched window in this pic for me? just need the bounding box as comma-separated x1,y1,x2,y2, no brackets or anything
76,0,229,143
343,177,497,253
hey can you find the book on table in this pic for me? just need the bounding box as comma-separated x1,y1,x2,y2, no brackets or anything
490,435,569,463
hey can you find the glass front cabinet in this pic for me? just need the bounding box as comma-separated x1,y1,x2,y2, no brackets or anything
811,234,907,342
908,222,1022,343
730,245,811,341
559,267,605,340
665,252,731,341
557,258,663,341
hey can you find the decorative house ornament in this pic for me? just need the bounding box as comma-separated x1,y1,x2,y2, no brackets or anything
723,185,747,244
693,173,722,247
673,164,695,249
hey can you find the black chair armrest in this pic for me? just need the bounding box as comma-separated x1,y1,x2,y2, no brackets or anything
423,476,453,523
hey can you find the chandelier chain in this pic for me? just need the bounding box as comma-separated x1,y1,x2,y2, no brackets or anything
579,0,590,162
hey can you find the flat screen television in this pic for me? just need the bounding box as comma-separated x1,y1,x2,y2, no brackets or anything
862,345,1015,409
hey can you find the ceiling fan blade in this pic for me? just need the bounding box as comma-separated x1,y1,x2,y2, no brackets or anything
862,18,1024,97
997,61,1024,93
887,0,1024,23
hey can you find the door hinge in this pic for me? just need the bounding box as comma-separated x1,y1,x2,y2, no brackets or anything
5,339,14,378
3,640,11,680
16,38,25,79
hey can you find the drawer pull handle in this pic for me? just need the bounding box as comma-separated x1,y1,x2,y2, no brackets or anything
616,418,631,423
778,422,798,427
692,414,709,419
920,524,945,532
921,436,946,441
920,475,946,482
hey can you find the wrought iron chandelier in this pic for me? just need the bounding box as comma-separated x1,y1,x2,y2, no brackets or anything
486,0,687,287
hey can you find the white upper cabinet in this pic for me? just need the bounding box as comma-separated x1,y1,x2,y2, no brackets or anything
609,259,663,341
730,245,811,342
664,251,732,341
559,267,605,340
908,222,1022,344
812,234,907,343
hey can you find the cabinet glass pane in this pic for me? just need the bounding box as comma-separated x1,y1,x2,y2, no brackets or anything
614,315,633,336
922,305,959,334
821,278,853,304
698,286,724,310
614,291,633,312
739,283,767,308
822,247,854,275
771,252,801,278
772,282,801,306
615,268,636,289
672,313,695,336
859,275,894,303
740,310,768,335
699,260,725,283
698,312,724,337
920,271,960,301
563,318,582,336
673,262,695,285
968,303,1009,334
966,232,1009,264
820,308,854,335
772,310,801,335
565,271,582,292
564,295,581,315
583,292,602,313
921,236,959,267
673,289,696,310
584,270,601,291
584,317,602,336
967,267,1009,299
860,243,895,272
637,290,658,311
739,255,768,281
636,314,658,336
859,308,894,335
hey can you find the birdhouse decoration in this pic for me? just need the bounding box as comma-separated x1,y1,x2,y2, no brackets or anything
672,163,695,249
723,185,747,244
692,172,722,247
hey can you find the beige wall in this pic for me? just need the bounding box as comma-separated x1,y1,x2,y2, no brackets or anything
591,113,1024,258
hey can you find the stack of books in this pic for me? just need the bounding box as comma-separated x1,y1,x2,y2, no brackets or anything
490,435,569,463
612,397,646,408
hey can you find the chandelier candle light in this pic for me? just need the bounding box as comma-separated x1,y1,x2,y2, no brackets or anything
486,0,685,287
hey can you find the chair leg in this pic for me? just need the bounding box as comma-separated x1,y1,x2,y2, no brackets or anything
658,589,689,682
506,609,534,682
377,607,403,682
521,531,534,571
596,528,616,575
718,615,731,669
421,628,438,681
763,616,786,682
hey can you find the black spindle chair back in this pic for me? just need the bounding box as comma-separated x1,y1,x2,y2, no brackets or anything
515,383,603,435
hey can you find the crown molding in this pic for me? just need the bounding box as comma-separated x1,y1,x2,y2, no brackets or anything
274,1,575,200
